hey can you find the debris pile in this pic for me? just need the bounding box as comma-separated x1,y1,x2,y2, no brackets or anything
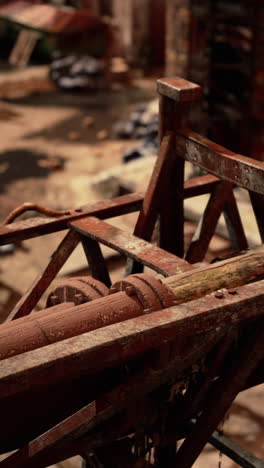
49,52,105,91
113,99,158,163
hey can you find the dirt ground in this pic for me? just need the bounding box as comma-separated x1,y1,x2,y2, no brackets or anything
0,65,263,467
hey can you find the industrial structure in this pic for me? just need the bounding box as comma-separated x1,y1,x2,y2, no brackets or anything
0,76,263,467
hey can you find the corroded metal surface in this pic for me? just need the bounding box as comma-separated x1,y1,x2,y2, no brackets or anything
110,273,176,312
0,279,263,401
0,75,263,467
70,216,192,276
175,129,264,194
46,276,109,307
0,192,144,245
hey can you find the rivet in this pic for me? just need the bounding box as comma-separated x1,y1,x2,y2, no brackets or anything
74,293,83,304
50,295,59,305
126,286,135,296
228,288,237,295
215,289,224,299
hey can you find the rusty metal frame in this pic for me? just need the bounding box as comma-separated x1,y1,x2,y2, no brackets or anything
0,76,263,467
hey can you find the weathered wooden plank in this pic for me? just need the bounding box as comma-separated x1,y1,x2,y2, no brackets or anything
165,247,264,303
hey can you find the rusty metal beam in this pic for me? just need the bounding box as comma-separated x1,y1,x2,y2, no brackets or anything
0,175,221,247
0,279,263,401
185,182,233,263
175,129,264,194
0,192,144,246
70,216,192,276
6,229,80,321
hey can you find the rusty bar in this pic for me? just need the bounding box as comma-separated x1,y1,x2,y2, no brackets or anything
0,175,222,247
183,174,220,199
7,229,80,321
249,192,264,242
0,291,143,361
175,129,264,194
223,191,248,252
81,236,111,287
174,322,264,468
185,182,233,263
0,279,263,400
0,192,144,246
71,216,192,276
132,133,175,243
209,430,264,468
157,77,202,257
126,133,175,275
159,145,185,257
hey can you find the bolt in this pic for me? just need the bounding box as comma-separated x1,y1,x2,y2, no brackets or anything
125,285,135,296
215,289,224,299
50,295,59,305
228,288,237,295
74,293,83,304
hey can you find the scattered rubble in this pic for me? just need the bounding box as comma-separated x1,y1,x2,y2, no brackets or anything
96,129,109,140
113,99,158,163
49,53,105,91
82,116,95,128
68,131,81,141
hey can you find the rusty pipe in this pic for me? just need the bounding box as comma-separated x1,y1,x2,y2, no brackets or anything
0,246,263,361
0,292,144,361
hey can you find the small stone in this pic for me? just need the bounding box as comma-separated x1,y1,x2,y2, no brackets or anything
68,131,80,141
82,116,95,128
96,130,109,140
